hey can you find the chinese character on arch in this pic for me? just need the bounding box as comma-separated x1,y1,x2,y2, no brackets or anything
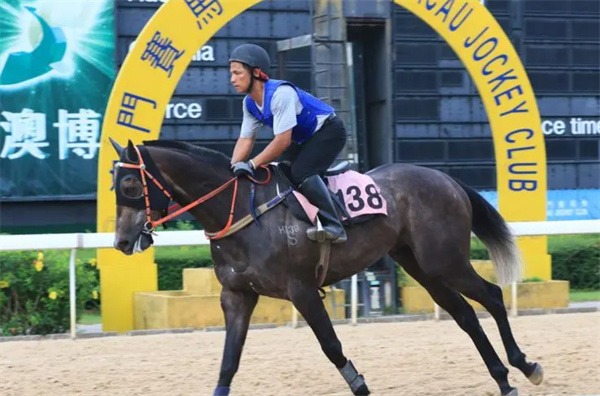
54,109,101,160
0,109,49,160
184,0,224,30
117,92,157,133
141,31,185,78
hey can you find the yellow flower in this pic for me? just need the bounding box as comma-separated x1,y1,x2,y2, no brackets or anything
89,258,97,267
48,291,57,300
0,280,9,289
37,252,44,261
92,290,99,300
34,260,44,272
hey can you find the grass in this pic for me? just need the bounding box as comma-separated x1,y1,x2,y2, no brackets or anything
78,311,102,325
569,289,600,302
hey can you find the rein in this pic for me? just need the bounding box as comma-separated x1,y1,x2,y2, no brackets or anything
117,145,271,240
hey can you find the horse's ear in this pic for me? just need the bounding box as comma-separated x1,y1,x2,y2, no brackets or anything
126,140,139,162
109,137,124,157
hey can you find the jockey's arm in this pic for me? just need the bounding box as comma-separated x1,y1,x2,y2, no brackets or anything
251,130,291,167
231,136,255,165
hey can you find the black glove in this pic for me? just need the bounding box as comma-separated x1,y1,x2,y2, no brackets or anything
232,161,254,178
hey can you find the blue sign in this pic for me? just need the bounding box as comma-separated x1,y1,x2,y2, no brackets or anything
479,189,600,221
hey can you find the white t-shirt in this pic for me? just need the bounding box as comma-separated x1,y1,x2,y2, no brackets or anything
240,85,330,139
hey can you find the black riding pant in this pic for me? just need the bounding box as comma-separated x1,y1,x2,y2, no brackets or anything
279,115,347,186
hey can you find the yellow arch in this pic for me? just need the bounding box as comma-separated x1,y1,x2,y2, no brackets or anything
98,0,548,332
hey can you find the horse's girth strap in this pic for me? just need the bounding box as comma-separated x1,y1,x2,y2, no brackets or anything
316,242,331,287
205,189,290,239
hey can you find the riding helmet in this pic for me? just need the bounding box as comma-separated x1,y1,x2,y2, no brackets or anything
229,44,271,75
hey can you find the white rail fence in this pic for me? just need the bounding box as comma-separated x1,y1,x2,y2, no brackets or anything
1,220,598,338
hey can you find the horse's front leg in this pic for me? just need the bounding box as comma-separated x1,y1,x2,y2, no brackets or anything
213,287,258,396
289,280,370,395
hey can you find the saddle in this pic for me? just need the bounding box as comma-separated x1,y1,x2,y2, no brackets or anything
273,161,386,227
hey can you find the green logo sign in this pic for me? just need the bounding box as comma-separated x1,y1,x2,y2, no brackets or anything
0,6,66,86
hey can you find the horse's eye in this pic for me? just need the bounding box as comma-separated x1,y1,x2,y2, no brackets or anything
120,176,143,199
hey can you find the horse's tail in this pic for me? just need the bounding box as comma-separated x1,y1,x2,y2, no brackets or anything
453,178,523,286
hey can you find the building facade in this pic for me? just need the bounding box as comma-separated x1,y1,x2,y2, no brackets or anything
1,0,598,232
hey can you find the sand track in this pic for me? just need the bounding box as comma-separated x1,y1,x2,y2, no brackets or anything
1,313,598,396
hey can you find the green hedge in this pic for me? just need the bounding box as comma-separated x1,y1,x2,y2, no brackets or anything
1,232,595,336
155,246,213,290
0,251,99,336
470,234,599,289
550,235,599,289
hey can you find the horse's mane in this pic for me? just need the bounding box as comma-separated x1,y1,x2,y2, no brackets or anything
143,140,231,168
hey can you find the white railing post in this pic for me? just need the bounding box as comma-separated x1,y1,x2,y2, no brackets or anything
291,306,298,328
511,281,518,317
434,303,440,321
69,247,77,339
351,274,358,325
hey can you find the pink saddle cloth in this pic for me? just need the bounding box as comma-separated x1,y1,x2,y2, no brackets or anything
292,170,388,225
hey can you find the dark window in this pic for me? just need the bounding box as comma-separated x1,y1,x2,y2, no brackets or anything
524,0,569,14
196,142,234,157
487,0,510,14
205,99,230,121
231,100,243,120
448,140,494,161
495,17,511,35
396,141,445,162
285,69,311,91
394,14,437,38
572,20,600,40
396,43,437,65
440,45,459,62
448,167,496,190
529,72,569,93
525,19,568,39
580,140,599,159
525,46,569,66
396,71,437,92
572,47,600,68
395,99,439,120
573,72,600,93
571,0,600,15
441,72,463,88
546,140,577,160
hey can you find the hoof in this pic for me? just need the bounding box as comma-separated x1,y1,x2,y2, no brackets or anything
213,386,230,396
353,382,370,396
503,388,518,396
527,363,544,386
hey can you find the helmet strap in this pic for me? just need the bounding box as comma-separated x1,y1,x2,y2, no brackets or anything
245,72,255,94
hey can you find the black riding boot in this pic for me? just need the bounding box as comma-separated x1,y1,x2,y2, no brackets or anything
298,175,347,243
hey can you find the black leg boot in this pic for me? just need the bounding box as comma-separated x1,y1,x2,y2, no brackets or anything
298,175,347,243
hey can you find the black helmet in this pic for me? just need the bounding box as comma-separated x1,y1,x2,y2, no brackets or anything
229,44,270,75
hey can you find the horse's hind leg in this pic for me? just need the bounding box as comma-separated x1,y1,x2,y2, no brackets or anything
390,248,517,396
288,280,370,396
446,270,543,385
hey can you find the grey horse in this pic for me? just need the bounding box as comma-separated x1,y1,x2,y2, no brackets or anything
111,139,543,396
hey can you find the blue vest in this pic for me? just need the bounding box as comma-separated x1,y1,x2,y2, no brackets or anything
244,79,334,144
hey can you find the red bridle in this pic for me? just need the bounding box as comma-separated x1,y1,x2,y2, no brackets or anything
117,145,271,240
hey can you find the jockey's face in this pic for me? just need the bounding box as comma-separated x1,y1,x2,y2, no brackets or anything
230,61,252,93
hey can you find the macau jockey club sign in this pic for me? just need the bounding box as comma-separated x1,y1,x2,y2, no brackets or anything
0,0,115,199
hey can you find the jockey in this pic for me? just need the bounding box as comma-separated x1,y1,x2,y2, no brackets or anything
229,43,347,244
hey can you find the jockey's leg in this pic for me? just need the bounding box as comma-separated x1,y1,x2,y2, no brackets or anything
298,175,347,243
290,116,347,243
